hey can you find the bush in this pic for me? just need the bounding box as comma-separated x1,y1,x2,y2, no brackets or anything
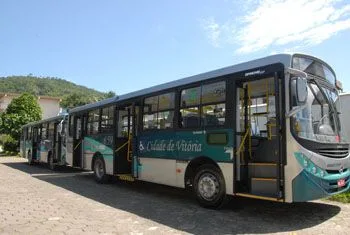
329,191,350,203
0,134,18,153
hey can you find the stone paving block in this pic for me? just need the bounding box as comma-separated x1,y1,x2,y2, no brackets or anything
1,157,350,234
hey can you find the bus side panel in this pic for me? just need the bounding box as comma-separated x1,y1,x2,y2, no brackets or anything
138,158,177,186
83,135,114,174
138,129,234,190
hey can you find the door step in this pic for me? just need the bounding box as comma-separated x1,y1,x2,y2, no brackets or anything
248,162,277,178
235,193,283,202
115,174,135,182
251,177,278,197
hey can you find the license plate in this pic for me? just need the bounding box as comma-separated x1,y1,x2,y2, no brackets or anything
337,179,345,187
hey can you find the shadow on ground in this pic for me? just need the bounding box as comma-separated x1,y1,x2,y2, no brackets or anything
3,161,341,234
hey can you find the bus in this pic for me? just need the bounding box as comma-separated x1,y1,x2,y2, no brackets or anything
339,92,350,142
21,114,68,170
23,53,350,208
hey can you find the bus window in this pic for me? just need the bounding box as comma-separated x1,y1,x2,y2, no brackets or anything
87,109,100,135
143,92,175,130
180,87,200,128
201,81,226,127
101,105,115,133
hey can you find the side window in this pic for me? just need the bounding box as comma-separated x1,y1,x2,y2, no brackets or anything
69,116,73,137
42,124,47,139
87,109,100,135
180,81,226,128
101,105,115,133
48,122,55,140
143,92,175,130
201,81,226,127
27,127,32,140
180,86,201,128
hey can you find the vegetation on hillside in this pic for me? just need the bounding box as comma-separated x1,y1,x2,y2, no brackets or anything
0,75,116,108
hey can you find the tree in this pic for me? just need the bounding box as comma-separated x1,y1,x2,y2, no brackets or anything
104,91,116,98
61,93,90,109
0,93,42,140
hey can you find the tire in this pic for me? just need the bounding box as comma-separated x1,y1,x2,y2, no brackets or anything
93,157,111,183
48,153,55,170
27,150,34,165
193,164,226,209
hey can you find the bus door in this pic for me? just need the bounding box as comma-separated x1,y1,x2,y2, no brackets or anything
54,121,62,164
114,104,139,176
235,74,283,200
73,115,84,167
32,126,39,160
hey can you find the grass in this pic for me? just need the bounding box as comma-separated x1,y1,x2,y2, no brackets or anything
328,191,350,203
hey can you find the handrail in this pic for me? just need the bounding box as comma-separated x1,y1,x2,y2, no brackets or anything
73,140,82,151
115,141,129,153
236,127,250,155
115,134,133,162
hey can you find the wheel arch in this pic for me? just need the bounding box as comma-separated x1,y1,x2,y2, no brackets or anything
184,156,221,188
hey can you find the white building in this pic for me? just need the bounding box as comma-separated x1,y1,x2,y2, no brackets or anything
0,93,62,119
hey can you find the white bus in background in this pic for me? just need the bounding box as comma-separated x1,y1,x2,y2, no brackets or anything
340,93,350,142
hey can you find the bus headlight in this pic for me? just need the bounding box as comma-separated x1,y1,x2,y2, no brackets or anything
312,167,317,174
303,159,308,167
320,170,325,177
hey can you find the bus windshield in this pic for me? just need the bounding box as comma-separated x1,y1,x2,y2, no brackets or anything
291,56,344,143
292,81,342,143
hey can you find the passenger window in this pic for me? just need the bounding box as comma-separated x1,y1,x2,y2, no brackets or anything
143,92,175,130
180,81,226,128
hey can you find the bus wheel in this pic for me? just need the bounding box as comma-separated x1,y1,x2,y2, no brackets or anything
48,154,55,170
93,157,110,183
27,150,33,165
193,164,226,209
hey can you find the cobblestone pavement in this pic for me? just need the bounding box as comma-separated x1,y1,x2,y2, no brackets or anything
0,157,350,235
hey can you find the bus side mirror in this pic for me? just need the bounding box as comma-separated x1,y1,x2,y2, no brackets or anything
291,77,308,106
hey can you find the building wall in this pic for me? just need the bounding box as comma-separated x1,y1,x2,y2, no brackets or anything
0,93,61,119
38,97,61,119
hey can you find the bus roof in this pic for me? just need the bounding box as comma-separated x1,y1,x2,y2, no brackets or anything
22,114,67,128
70,53,294,114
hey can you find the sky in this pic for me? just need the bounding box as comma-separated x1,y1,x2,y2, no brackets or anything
1,0,350,94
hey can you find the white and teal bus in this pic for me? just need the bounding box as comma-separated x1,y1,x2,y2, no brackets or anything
21,114,68,170
23,53,350,208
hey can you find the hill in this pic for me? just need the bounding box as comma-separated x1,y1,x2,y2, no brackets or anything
0,76,115,108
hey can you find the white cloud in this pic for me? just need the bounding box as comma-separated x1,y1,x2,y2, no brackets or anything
201,0,350,53
200,17,221,47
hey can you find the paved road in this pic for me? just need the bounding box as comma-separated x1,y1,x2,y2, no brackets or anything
0,157,349,234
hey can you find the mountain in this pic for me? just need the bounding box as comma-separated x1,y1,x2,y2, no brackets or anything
0,76,115,108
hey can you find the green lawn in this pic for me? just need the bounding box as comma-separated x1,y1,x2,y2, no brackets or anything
329,191,350,203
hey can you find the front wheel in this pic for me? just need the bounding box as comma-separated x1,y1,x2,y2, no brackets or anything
93,157,111,183
193,164,226,209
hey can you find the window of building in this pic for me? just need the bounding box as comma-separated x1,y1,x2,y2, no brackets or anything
143,92,175,130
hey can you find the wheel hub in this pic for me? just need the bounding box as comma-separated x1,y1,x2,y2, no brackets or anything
198,173,219,200
95,161,104,178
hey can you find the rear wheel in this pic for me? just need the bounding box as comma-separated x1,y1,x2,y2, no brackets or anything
48,153,55,170
193,164,226,209
93,157,111,183
27,150,33,165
